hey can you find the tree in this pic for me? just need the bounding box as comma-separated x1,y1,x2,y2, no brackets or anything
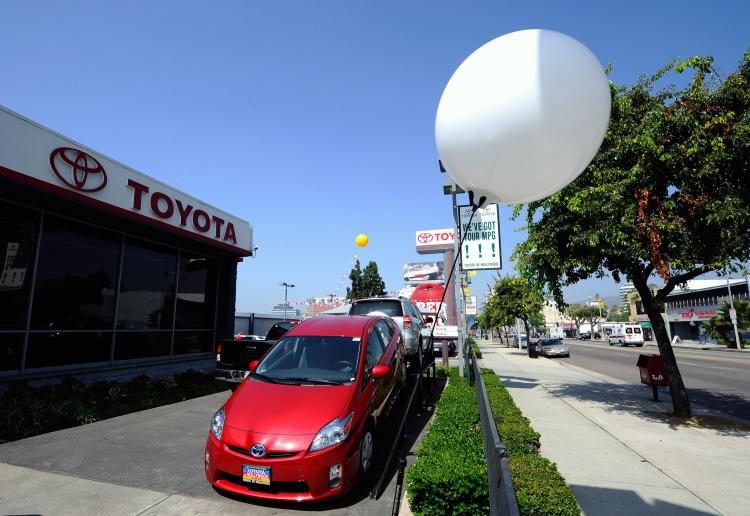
486,275,544,357
703,300,750,348
361,261,386,297
607,305,631,323
513,52,750,417
346,259,363,300
566,304,600,337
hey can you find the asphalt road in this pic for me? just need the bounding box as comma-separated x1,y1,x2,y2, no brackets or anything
557,340,750,421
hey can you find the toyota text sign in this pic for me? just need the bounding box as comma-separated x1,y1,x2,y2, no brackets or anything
0,107,252,255
415,228,455,254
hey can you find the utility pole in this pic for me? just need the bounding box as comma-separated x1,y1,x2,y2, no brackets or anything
280,282,295,321
726,278,742,349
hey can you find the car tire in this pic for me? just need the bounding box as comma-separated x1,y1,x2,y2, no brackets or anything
608,340,613,346
360,425,375,478
636,344,643,348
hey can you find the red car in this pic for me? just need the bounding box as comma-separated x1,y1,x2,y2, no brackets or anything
204,315,407,502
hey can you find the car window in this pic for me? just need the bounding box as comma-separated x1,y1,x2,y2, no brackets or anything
634,327,641,333
409,302,422,320
366,328,385,367
255,335,360,383
626,328,633,334
375,320,392,346
350,300,403,317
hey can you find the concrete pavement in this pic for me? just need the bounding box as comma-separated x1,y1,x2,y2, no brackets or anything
0,389,410,515
477,339,750,515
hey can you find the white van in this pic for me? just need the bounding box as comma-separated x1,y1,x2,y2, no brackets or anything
608,324,644,347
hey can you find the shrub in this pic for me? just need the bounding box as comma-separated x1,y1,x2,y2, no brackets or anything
468,337,483,358
509,455,580,515
0,369,227,442
406,367,489,515
483,371,540,455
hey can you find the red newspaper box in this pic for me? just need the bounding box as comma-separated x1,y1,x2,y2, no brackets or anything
637,354,668,400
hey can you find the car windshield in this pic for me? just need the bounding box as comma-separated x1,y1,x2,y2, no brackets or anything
350,300,403,317
541,339,562,346
253,335,361,384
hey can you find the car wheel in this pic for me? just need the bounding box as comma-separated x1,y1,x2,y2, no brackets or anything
608,340,613,346
360,426,375,477
636,344,643,348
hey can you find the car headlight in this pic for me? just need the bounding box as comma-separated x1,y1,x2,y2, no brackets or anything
309,413,353,452
211,408,225,441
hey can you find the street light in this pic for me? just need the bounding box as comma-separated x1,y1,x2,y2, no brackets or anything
280,282,295,321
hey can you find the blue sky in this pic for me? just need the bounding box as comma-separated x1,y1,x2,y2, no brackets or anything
2,1,748,312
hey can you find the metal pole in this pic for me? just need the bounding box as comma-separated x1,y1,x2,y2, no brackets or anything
284,284,288,321
452,187,465,378
726,277,742,349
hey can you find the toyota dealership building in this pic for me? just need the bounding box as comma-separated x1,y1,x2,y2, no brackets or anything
0,106,252,381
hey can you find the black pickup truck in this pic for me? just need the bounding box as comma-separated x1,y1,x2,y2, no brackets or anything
215,322,292,386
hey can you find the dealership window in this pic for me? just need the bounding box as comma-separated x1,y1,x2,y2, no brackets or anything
0,333,24,371
116,239,177,331
0,201,39,331
26,332,112,369
175,252,216,331
114,331,171,361
31,216,120,331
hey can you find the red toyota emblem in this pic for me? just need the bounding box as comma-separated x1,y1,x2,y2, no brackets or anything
49,147,107,193
417,232,433,244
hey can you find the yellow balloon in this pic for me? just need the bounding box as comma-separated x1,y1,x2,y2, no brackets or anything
355,234,369,247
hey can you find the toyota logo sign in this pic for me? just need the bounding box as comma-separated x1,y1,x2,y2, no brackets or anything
49,147,108,193
417,232,434,244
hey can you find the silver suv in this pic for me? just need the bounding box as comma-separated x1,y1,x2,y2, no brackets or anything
349,297,428,368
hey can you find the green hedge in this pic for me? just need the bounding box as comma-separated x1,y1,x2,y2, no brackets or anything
468,337,483,358
0,369,228,442
406,367,489,515
406,366,579,515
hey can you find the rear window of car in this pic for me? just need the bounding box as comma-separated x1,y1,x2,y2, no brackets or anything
634,327,641,333
350,300,403,317
626,328,633,333
541,339,562,346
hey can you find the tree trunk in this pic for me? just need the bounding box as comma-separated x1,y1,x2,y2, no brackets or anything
633,277,692,418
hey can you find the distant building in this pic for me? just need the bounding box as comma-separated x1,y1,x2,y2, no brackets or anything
628,278,749,342
619,283,636,309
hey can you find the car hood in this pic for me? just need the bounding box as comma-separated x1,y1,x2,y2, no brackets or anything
225,379,355,435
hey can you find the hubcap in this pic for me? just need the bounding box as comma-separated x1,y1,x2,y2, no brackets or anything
361,432,373,473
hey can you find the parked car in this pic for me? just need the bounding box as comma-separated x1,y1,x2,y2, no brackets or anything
608,324,644,347
349,297,428,370
204,315,407,502
513,334,529,348
538,338,570,357
216,322,295,385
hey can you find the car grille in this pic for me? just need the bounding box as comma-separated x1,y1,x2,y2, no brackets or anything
226,444,299,459
220,472,309,494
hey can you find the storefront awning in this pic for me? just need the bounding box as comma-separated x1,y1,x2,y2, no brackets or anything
640,322,652,329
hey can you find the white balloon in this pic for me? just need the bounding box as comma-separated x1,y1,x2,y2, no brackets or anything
436,29,611,204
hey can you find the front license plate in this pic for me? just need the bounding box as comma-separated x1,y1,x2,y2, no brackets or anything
242,464,271,485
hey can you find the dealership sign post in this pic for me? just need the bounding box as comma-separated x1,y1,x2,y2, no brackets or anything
458,203,501,270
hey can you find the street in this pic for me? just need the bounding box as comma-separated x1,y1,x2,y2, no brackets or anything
557,340,750,421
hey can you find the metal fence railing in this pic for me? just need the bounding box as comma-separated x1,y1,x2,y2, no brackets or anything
467,342,521,516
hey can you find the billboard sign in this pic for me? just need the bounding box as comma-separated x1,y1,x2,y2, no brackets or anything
459,204,501,270
415,228,455,254
403,262,445,283
466,296,477,315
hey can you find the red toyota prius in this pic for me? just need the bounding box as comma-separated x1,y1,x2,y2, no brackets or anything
205,315,407,502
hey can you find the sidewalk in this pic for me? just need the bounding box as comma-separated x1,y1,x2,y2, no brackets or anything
476,339,750,516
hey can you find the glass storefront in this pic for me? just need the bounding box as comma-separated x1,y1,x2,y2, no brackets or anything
0,199,218,374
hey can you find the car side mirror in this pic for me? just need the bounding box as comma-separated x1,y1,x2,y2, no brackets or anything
248,360,259,372
371,364,390,380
